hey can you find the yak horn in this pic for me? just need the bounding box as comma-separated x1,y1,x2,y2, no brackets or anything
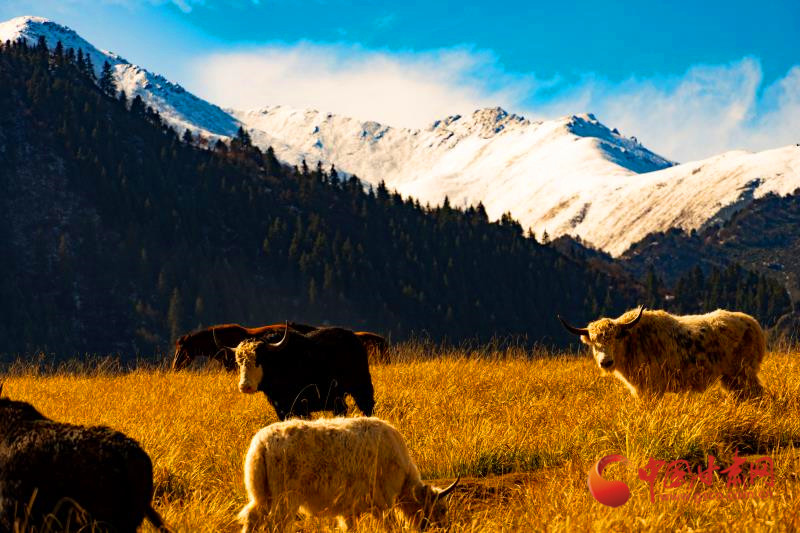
268,321,290,349
558,315,589,336
439,475,461,498
620,306,645,331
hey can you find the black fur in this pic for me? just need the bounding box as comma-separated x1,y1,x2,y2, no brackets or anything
0,397,166,533
250,327,375,420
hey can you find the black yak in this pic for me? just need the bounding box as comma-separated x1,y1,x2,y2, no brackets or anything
235,326,375,420
0,388,167,532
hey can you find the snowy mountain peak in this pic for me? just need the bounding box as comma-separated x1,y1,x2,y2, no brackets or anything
559,112,676,173
0,16,128,66
0,15,240,140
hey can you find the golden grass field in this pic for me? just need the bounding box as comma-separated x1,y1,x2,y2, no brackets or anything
3,343,800,532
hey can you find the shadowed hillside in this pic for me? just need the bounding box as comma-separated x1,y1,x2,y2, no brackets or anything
0,38,639,360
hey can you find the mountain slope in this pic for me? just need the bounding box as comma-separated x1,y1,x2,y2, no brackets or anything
622,190,800,304
233,106,677,247
235,104,800,256
4,15,799,259
0,15,239,139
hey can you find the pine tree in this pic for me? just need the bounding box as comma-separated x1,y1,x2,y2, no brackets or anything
53,40,64,65
76,48,86,72
130,94,145,115
99,60,114,94
214,139,228,153
84,55,96,81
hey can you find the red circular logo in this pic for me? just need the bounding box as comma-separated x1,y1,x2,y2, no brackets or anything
587,454,631,507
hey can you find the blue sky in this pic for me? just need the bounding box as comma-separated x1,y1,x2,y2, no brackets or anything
2,0,799,161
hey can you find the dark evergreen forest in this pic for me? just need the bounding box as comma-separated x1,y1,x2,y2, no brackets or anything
0,38,790,361
0,38,641,360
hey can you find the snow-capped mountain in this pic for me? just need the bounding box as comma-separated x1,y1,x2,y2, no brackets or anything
4,15,800,257
233,105,800,255
0,16,239,139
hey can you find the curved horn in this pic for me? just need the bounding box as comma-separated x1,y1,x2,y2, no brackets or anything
210,327,239,352
438,475,461,498
212,327,222,348
558,315,589,336
268,321,290,349
619,306,645,331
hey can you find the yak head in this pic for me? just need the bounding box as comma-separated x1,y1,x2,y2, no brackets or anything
558,306,645,373
411,476,460,530
234,325,290,394
172,334,192,371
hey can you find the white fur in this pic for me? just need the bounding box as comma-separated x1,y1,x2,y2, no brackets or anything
238,417,455,532
235,339,264,394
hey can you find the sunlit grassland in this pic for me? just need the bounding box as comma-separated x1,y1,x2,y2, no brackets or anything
4,345,800,532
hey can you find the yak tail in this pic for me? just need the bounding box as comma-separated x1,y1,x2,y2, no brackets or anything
145,505,171,532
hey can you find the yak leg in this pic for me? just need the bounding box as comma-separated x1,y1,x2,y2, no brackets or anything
350,380,375,416
721,372,764,399
239,500,269,533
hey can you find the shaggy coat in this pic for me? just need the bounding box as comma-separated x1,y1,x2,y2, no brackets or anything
354,331,389,365
235,327,375,420
0,396,166,533
560,307,766,398
172,322,317,370
238,417,459,532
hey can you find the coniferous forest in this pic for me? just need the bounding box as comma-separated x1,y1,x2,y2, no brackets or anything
0,38,792,361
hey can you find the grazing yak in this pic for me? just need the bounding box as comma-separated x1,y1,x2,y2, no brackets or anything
558,306,766,398
172,322,317,371
238,417,460,532
172,323,389,369
0,389,166,532
235,326,375,419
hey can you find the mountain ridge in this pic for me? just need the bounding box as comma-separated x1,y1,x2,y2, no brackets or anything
3,15,799,258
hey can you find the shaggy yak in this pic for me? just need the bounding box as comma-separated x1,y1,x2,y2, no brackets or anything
172,323,389,369
0,388,167,532
238,417,460,532
558,306,766,398
235,326,375,419
172,322,317,370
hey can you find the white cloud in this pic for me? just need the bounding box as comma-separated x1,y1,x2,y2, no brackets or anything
189,43,800,161
539,58,800,162
189,42,539,129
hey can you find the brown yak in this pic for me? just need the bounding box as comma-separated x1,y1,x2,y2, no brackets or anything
172,322,317,371
559,306,766,399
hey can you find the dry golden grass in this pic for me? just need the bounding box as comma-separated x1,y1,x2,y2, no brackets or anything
3,344,800,532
